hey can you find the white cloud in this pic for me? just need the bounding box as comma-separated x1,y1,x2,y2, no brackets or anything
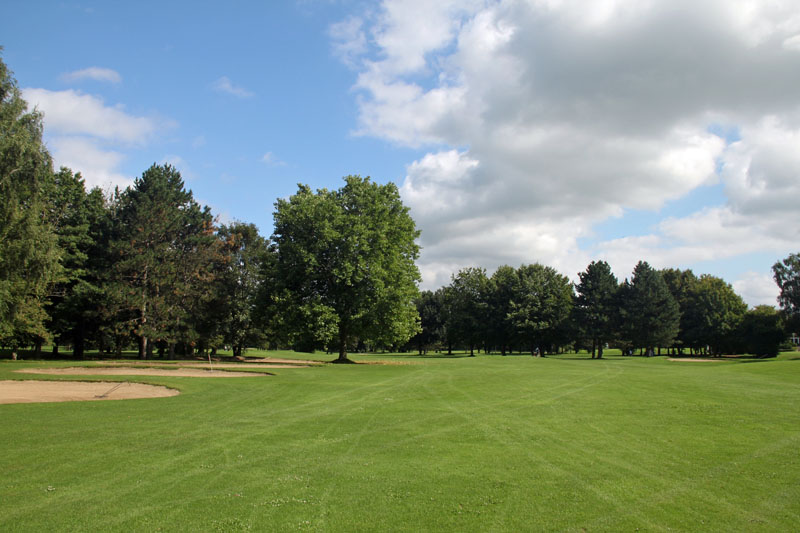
336,0,800,293
60,67,122,84
733,272,780,308
21,88,171,191
49,136,130,191
22,88,159,144
329,16,368,68
212,76,254,98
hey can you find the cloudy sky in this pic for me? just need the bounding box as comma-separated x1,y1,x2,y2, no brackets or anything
4,0,799,306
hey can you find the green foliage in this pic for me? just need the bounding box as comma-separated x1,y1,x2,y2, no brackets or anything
107,164,221,357
681,275,748,355
738,305,785,358
273,176,421,361
619,261,680,352
773,252,800,331
411,289,447,354
574,260,618,358
216,222,275,357
448,267,490,355
508,263,574,355
487,265,520,355
0,54,60,346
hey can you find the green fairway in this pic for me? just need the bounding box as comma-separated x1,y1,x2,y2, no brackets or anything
1,352,799,532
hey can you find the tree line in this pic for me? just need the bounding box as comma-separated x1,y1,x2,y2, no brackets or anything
2,54,799,360
411,261,793,358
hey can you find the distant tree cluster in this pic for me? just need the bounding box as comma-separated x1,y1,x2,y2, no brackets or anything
410,259,791,359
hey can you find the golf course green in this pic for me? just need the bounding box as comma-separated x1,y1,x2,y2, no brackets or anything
1,351,798,531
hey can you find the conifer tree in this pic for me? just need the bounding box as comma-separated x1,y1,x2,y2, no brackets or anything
108,164,219,358
575,260,619,358
619,261,680,354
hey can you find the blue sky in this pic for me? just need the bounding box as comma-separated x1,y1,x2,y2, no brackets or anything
3,1,800,306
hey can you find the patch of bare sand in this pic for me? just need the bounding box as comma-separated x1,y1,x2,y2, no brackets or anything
16,367,270,377
100,359,317,368
668,358,726,362
0,380,179,404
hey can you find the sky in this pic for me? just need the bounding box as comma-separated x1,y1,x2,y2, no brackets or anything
3,0,800,307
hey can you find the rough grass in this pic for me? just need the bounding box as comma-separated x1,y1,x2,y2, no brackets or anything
1,350,799,531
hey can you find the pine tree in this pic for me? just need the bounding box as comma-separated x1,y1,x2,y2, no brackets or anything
108,164,219,358
575,261,619,358
619,261,680,355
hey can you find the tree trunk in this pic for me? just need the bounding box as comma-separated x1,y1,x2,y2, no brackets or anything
334,324,354,363
139,335,148,359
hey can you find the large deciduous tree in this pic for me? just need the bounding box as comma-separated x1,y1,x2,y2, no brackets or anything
273,176,421,363
0,55,61,347
574,260,618,358
680,275,747,356
738,305,785,358
509,264,573,356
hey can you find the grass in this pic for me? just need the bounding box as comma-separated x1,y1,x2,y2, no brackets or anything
1,350,799,531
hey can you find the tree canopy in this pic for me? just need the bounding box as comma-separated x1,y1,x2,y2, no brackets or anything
273,176,421,362
773,253,800,330
0,56,60,347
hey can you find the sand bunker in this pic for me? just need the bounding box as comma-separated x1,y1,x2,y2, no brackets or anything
17,367,269,377
0,380,179,404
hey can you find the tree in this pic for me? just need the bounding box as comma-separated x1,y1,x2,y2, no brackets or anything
618,261,680,355
410,289,446,354
108,164,220,358
272,176,421,363
448,267,490,356
574,260,619,358
488,265,520,355
509,264,573,356
738,306,785,358
43,167,103,357
216,222,274,357
773,253,800,331
0,54,61,348
681,275,747,356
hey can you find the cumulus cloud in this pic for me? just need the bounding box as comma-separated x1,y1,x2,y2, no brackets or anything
733,272,780,308
212,76,254,98
21,88,169,190
48,136,130,190
60,67,122,84
23,88,158,144
335,0,800,304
